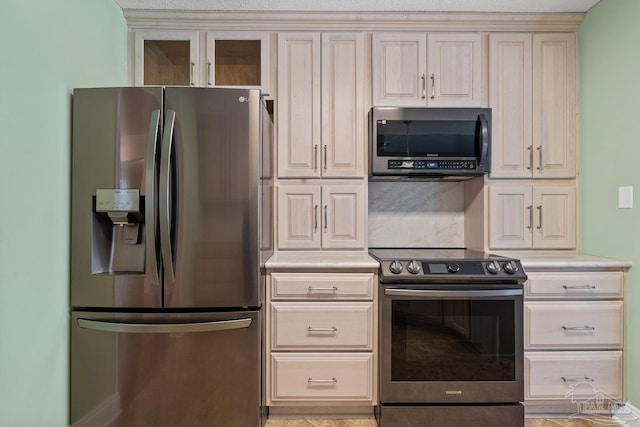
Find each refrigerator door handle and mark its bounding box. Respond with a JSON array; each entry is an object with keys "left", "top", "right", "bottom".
[
  {"left": 159, "top": 109, "right": 176, "bottom": 286},
  {"left": 77, "top": 317, "right": 252, "bottom": 334},
  {"left": 145, "top": 109, "right": 161, "bottom": 287}
]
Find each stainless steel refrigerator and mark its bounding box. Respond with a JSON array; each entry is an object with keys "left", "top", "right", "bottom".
[{"left": 70, "top": 87, "right": 273, "bottom": 427}]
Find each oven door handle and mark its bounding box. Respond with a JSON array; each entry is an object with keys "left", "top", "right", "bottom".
[{"left": 384, "top": 288, "right": 523, "bottom": 298}]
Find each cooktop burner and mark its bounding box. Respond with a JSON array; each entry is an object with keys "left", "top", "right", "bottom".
[{"left": 369, "top": 247, "right": 527, "bottom": 284}]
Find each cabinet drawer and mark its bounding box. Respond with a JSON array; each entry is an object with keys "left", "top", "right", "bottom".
[
  {"left": 526, "top": 272, "right": 624, "bottom": 299},
  {"left": 525, "top": 351, "right": 622, "bottom": 400},
  {"left": 271, "top": 273, "right": 374, "bottom": 300},
  {"left": 525, "top": 301, "right": 623, "bottom": 349},
  {"left": 270, "top": 302, "right": 373, "bottom": 350},
  {"left": 270, "top": 353, "right": 374, "bottom": 402}
]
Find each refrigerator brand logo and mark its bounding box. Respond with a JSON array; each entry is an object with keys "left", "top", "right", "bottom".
[
  {"left": 445, "top": 390, "right": 463, "bottom": 395},
  {"left": 238, "top": 96, "right": 249, "bottom": 103}
]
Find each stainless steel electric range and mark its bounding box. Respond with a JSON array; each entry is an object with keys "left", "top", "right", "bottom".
[{"left": 369, "top": 248, "right": 527, "bottom": 427}]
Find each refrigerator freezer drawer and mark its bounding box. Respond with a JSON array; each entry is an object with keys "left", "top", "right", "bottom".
[{"left": 70, "top": 310, "right": 262, "bottom": 427}]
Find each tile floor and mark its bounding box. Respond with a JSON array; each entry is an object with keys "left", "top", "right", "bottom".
[{"left": 264, "top": 417, "right": 618, "bottom": 427}]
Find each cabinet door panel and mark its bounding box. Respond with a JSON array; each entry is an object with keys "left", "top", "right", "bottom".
[
  {"left": 277, "top": 33, "right": 321, "bottom": 177},
  {"left": 277, "top": 185, "right": 321, "bottom": 249},
  {"left": 321, "top": 33, "right": 365, "bottom": 177},
  {"left": 427, "top": 33, "right": 482, "bottom": 107},
  {"left": 489, "top": 34, "right": 533, "bottom": 178},
  {"left": 533, "top": 186, "right": 576, "bottom": 249},
  {"left": 489, "top": 186, "right": 533, "bottom": 249},
  {"left": 205, "top": 31, "right": 271, "bottom": 95},
  {"left": 322, "top": 184, "right": 365, "bottom": 249},
  {"left": 372, "top": 33, "right": 426, "bottom": 106},
  {"left": 133, "top": 31, "right": 199, "bottom": 86},
  {"left": 533, "top": 34, "right": 576, "bottom": 178}
]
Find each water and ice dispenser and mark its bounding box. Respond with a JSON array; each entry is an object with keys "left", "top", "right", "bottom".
[{"left": 92, "top": 189, "right": 145, "bottom": 274}]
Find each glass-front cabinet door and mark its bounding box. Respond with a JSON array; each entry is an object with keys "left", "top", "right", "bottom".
[
  {"left": 133, "top": 31, "right": 200, "bottom": 86},
  {"left": 205, "top": 32, "right": 271, "bottom": 95}
]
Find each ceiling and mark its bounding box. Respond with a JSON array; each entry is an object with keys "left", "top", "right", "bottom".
[{"left": 114, "top": 0, "right": 601, "bottom": 13}]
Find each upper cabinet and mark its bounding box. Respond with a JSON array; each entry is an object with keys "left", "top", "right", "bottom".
[
  {"left": 205, "top": 32, "right": 272, "bottom": 95},
  {"left": 132, "top": 30, "right": 272, "bottom": 94},
  {"left": 277, "top": 32, "right": 365, "bottom": 178},
  {"left": 489, "top": 33, "right": 576, "bottom": 179},
  {"left": 372, "top": 32, "right": 482, "bottom": 107},
  {"left": 133, "top": 31, "right": 200, "bottom": 86}
]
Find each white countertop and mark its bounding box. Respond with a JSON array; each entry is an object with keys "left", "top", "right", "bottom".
[
  {"left": 266, "top": 251, "right": 380, "bottom": 269},
  {"left": 496, "top": 251, "right": 632, "bottom": 269},
  {"left": 266, "top": 250, "right": 631, "bottom": 270}
]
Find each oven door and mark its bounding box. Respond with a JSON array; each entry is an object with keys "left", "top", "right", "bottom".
[{"left": 380, "top": 287, "right": 523, "bottom": 404}]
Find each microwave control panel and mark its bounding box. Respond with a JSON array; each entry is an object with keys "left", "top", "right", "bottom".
[{"left": 388, "top": 159, "right": 477, "bottom": 170}]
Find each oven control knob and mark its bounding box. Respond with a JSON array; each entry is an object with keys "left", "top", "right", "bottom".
[
  {"left": 389, "top": 260, "right": 403, "bottom": 274},
  {"left": 447, "top": 263, "right": 460, "bottom": 273},
  {"left": 503, "top": 261, "right": 519, "bottom": 274},
  {"left": 486, "top": 260, "right": 501, "bottom": 274},
  {"left": 407, "top": 260, "right": 421, "bottom": 274}
]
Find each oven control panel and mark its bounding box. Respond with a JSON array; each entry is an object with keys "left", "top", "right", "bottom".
[{"left": 379, "top": 259, "right": 526, "bottom": 283}]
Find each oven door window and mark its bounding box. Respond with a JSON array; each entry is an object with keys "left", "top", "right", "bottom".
[{"left": 391, "top": 299, "right": 516, "bottom": 381}]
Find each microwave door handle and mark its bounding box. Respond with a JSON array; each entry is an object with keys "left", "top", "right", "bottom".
[
  {"left": 478, "top": 113, "right": 490, "bottom": 171},
  {"left": 159, "top": 109, "right": 176, "bottom": 286},
  {"left": 145, "top": 109, "right": 161, "bottom": 287}
]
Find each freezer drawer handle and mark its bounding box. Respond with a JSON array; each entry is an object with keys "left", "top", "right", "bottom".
[{"left": 77, "top": 318, "right": 252, "bottom": 334}]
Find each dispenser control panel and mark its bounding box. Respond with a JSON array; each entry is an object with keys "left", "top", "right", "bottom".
[{"left": 96, "top": 189, "right": 140, "bottom": 212}]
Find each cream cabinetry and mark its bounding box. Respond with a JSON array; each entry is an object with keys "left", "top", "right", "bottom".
[
  {"left": 277, "top": 181, "right": 366, "bottom": 250},
  {"left": 489, "top": 184, "right": 576, "bottom": 249},
  {"left": 489, "top": 33, "right": 576, "bottom": 179},
  {"left": 133, "top": 30, "right": 200, "bottom": 86},
  {"left": 372, "top": 33, "right": 482, "bottom": 107},
  {"left": 265, "top": 263, "right": 378, "bottom": 407},
  {"left": 132, "top": 30, "right": 272, "bottom": 92},
  {"left": 204, "top": 31, "right": 272, "bottom": 94},
  {"left": 521, "top": 263, "right": 628, "bottom": 411},
  {"left": 277, "top": 32, "right": 365, "bottom": 178}
]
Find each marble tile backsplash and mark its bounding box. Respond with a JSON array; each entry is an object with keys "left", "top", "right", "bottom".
[{"left": 368, "top": 181, "right": 465, "bottom": 248}]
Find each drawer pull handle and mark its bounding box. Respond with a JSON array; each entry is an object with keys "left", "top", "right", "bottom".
[
  {"left": 562, "top": 376, "right": 595, "bottom": 383},
  {"left": 308, "top": 286, "right": 338, "bottom": 292},
  {"left": 308, "top": 377, "right": 337, "bottom": 384},
  {"left": 562, "top": 284, "right": 596, "bottom": 290},
  {"left": 307, "top": 326, "right": 337, "bottom": 332},
  {"left": 562, "top": 326, "right": 595, "bottom": 331}
]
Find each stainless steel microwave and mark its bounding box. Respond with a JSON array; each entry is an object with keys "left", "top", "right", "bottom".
[{"left": 370, "top": 107, "right": 491, "bottom": 180}]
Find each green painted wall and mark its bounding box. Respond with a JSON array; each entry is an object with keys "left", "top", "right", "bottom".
[
  {"left": 580, "top": 0, "right": 640, "bottom": 408},
  {"left": 0, "top": 1, "right": 127, "bottom": 425}
]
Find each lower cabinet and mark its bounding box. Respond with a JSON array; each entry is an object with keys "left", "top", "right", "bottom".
[
  {"left": 265, "top": 268, "right": 377, "bottom": 408},
  {"left": 523, "top": 267, "right": 627, "bottom": 413}
]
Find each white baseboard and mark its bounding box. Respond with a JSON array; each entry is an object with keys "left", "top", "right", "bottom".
[{"left": 612, "top": 402, "right": 640, "bottom": 426}]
